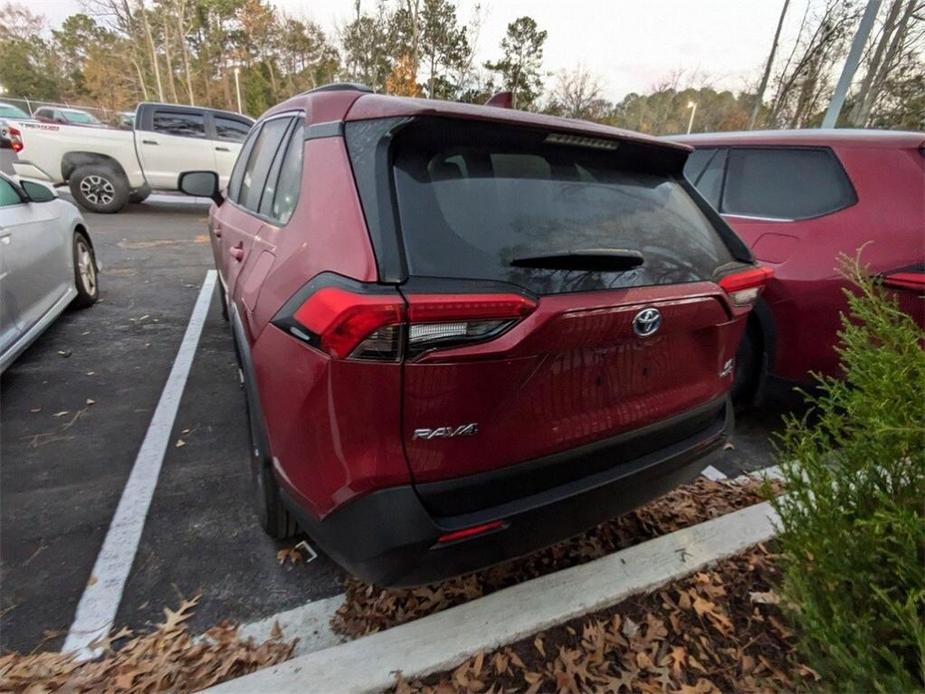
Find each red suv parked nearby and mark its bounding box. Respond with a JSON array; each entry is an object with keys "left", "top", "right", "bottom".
[
  {"left": 674, "top": 129, "right": 925, "bottom": 401},
  {"left": 180, "top": 83, "right": 769, "bottom": 586}
]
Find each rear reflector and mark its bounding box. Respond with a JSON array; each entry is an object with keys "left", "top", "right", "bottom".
[
  {"left": 277, "top": 281, "right": 538, "bottom": 361},
  {"left": 884, "top": 271, "right": 925, "bottom": 292},
  {"left": 437, "top": 520, "right": 506, "bottom": 544},
  {"left": 718, "top": 266, "right": 773, "bottom": 306}
]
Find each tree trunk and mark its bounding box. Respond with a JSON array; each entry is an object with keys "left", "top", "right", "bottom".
[
  {"left": 141, "top": 3, "right": 165, "bottom": 102},
  {"left": 749, "top": 0, "right": 790, "bottom": 128},
  {"left": 176, "top": 0, "right": 196, "bottom": 105},
  {"left": 849, "top": 0, "right": 902, "bottom": 125},
  {"left": 163, "top": 19, "right": 180, "bottom": 103},
  {"left": 132, "top": 57, "right": 149, "bottom": 100},
  {"left": 856, "top": 0, "right": 915, "bottom": 124}
]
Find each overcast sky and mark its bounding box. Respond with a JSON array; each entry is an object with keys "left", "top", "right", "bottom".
[{"left": 29, "top": 0, "right": 809, "bottom": 102}]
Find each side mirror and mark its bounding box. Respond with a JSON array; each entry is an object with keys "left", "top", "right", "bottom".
[
  {"left": 178, "top": 171, "right": 223, "bottom": 205},
  {"left": 21, "top": 180, "right": 58, "bottom": 202}
]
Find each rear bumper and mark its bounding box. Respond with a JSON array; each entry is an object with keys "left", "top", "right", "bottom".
[{"left": 283, "top": 396, "right": 733, "bottom": 587}]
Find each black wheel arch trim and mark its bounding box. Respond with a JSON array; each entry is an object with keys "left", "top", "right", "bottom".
[
  {"left": 229, "top": 302, "right": 272, "bottom": 465},
  {"left": 748, "top": 295, "right": 777, "bottom": 399}
]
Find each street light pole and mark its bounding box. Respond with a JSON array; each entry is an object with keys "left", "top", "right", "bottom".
[
  {"left": 233, "top": 67, "right": 243, "bottom": 114},
  {"left": 686, "top": 101, "right": 698, "bottom": 134},
  {"left": 822, "top": 0, "right": 883, "bottom": 128}
]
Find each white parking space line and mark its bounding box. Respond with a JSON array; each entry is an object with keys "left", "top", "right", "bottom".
[
  {"left": 701, "top": 465, "right": 727, "bottom": 481},
  {"left": 62, "top": 270, "right": 217, "bottom": 660}
]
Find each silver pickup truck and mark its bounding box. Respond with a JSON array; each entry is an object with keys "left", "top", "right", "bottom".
[{"left": 13, "top": 102, "right": 253, "bottom": 213}]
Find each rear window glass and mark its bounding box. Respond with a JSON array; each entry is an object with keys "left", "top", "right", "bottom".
[
  {"left": 392, "top": 121, "right": 734, "bottom": 294},
  {"left": 722, "top": 147, "right": 855, "bottom": 219}
]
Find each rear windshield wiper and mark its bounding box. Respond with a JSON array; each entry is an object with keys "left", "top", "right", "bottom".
[{"left": 510, "top": 249, "right": 644, "bottom": 272}]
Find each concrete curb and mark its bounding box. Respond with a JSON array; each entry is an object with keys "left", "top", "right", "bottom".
[{"left": 207, "top": 500, "right": 780, "bottom": 694}]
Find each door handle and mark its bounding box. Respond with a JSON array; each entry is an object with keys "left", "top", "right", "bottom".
[
  {"left": 142, "top": 139, "right": 158, "bottom": 145},
  {"left": 0, "top": 232, "right": 11, "bottom": 245},
  {"left": 213, "top": 222, "right": 222, "bottom": 238},
  {"left": 229, "top": 243, "right": 245, "bottom": 262},
  {"left": 215, "top": 146, "right": 231, "bottom": 152}
]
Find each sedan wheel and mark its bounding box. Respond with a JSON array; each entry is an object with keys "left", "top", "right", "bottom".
[
  {"left": 76, "top": 237, "right": 97, "bottom": 296},
  {"left": 72, "top": 231, "right": 99, "bottom": 308}
]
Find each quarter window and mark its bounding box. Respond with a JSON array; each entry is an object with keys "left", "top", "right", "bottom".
[
  {"left": 152, "top": 110, "right": 206, "bottom": 138},
  {"left": 215, "top": 116, "right": 251, "bottom": 143},
  {"left": 722, "top": 147, "right": 855, "bottom": 220}
]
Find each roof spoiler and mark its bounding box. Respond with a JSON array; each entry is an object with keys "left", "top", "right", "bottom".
[{"left": 484, "top": 91, "right": 513, "bottom": 109}]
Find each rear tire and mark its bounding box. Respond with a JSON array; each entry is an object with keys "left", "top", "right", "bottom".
[
  {"left": 69, "top": 164, "right": 129, "bottom": 214},
  {"left": 71, "top": 231, "right": 99, "bottom": 309},
  {"left": 243, "top": 361, "right": 297, "bottom": 539},
  {"left": 731, "top": 322, "right": 761, "bottom": 406}
]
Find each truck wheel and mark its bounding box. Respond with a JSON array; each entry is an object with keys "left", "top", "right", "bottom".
[
  {"left": 72, "top": 231, "right": 99, "bottom": 308},
  {"left": 69, "top": 165, "right": 129, "bottom": 214}
]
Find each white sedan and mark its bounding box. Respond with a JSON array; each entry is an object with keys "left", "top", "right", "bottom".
[{"left": 0, "top": 173, "right": 98, "bottom": 372}]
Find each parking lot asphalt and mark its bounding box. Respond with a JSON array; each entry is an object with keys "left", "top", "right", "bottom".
[{"left": 0, "top": 194, "right": 787, "bottom": 655}]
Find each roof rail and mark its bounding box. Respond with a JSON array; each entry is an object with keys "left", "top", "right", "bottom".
[
  {"left": 484, "top": 91, "right": 513, "bottom": 109},
  {"left": 303, "top": 82, "right": 374, "bottom": 95}
]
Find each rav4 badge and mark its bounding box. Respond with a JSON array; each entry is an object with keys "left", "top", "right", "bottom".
[{"left": 412, "top": 423, "right": 479, "bottom": 440}]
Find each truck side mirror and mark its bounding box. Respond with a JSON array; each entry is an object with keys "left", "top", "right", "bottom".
[{"left": 178, "top": 171, "right": 223, "bottom": 206}]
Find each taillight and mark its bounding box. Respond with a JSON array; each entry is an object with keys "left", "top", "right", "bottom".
[
  {"left": 718, "top": 265, "right": 773, "bottom": 306},
  {"left": 8, "top": 126, "right": 22, "bottom": 153},
  {"left": 274, "top": 280, "right": 538, "bottom": 361},
  {"left": 883, "top": 271, "right": 925, "bottom": 292}
]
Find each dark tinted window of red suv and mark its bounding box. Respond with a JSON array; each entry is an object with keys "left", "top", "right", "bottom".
[
  {"left": 391, "top": 120, "right": 735, "bottom": 294},
  {"left": 722, "top": 147, "right": 855, "bottom": 220}
]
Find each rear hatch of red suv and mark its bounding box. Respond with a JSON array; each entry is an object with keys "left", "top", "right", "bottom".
[{"left": 345, "top": 115, "right": 760, "bottom": 516}]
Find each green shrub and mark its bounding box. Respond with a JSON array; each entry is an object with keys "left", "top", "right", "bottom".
[{"left": 771, "top": 257, "right": 925, "bottom": 692}]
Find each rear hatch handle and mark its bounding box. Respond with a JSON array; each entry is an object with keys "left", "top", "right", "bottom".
[{"left": 510, "top": 248, "right": 644, "bottom": 272}]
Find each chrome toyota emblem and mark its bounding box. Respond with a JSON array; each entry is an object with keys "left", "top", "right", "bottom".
[{"left": 633, "top": 308, "right": 661, "bottom": 337}]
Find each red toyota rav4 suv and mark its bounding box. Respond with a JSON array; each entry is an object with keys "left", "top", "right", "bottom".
[
  {"left": 180, "top": 83, "right": 769, "bottom": 586},
  {"left": 674, "top": 129, "right": 925, "bottom": 401}
]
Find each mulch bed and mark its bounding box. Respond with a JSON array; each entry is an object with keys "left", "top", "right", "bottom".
[
  {"left": 0, "top": 597, "right": 295, "bottom": 693},
  {"left": 394, "top": 544, "right": 818, "bottom": 693},
  {"left": 333, "top": 475, "right": 780, "bottom": 639}
]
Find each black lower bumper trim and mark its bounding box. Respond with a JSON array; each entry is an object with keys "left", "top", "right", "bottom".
[{"left": 282, "top": 397, "right": 733, "bottom": 587}]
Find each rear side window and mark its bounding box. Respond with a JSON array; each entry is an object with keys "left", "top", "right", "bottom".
[
  {"left": 239, "top": 117, "right": 290, "bottom": 212},
  {"left": 153, "top": 110, "right": 205, "bottom": 138},
  {"left": 266, "top": 123, "right": 303, "bottom": 224},
  {"left": 392, "top": 120, "right": 734, "bottom": 294},
  {"left": 723, "top": 148, "right": 855, "bottom": 220},
  {"left": 215, "top": 116, "right": 251, "bottom": 142}
]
